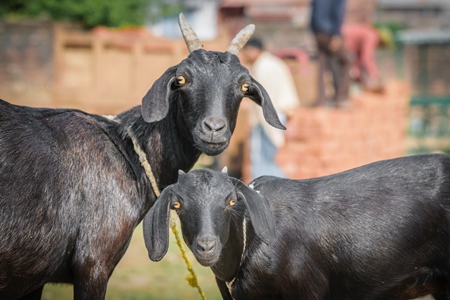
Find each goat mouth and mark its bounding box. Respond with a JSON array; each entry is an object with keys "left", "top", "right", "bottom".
[
  {"left": 197, "top": 139, "right": 229, "bottom": 155},
  {"left": 194, "top": 253, "right": 220, "bottom": 267},
  {"left": 201, "top": 140, "right": 228, "bottom": 148}
]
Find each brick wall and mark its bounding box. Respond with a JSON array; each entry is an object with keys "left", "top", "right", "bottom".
[
  {"left": 275, "top": 81, "right": 409, "bottom": 180},
  {"left": 0, "top": 21, "right": 231, "bottom": 114},
  {"left": 0, "top": 21, "right": 54, "bottom": 107}
]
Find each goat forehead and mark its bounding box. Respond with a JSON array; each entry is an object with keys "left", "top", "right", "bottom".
[
  {"left": 177, "top": 171, "right": 234, "bottom": 202},
  {"left": 182, "top": 51, "right": 246, "bottom": 76}
]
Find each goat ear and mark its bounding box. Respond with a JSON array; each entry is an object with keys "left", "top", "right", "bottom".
[
  {"left": 143, "top": 188, "right": 173, "bottom": 261},
  {"left": 246, "top": 76, "right": 286, "bottom": 130},
  {"left": 141, "top": 66, "right": 177, "bottom": 123},
  {"left": 229, "top": 178, "right": 276, "bottom": 244}
]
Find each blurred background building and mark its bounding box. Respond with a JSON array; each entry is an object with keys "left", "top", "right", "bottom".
[{"left": 149, "top": 0, "right": 220, "bottom": 39}]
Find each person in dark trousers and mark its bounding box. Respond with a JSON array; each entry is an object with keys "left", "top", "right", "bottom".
[{"left": 310, "top": 0, "right": 350, "bottom": 108}]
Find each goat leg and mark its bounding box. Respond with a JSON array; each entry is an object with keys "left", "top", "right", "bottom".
[
  {"left": 17, "top": 286, "right": 44, "bottom": 300},
  {"left": 73, "top": 267, "right": 109, "bottom": 300},
  {"left": 434, "top": 290, "right": 450, "bottom": 300}
]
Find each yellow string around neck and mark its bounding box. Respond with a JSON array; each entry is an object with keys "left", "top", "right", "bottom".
[{"left": 170, "top": 214, "right": 207, "bottom": 300}]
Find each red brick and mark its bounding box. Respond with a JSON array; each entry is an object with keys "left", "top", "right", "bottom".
[{"left": 276, "top": 81, "right": 410, "bottom": 179}]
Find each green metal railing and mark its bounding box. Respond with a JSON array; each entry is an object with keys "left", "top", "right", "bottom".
[
  {"left": 396, "top": 29, "right": 450, "bottom": 154},
  {"left": 409, "top": 95, "right": 450, "bottom": 137},
  {"left": 408, "top": 95, "right": 450, "bottom": 154}
]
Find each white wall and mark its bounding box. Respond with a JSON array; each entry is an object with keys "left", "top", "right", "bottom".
[{"left": 149, "top": 0, "right": 219, "bottom": 40}]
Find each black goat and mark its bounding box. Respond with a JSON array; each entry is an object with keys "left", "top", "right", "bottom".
[
  {"left": 0, "top": 13, "right": 284, "bottom": 300},
  {"left": 145, "top": 154, "right": 450, "bottom": 300}
]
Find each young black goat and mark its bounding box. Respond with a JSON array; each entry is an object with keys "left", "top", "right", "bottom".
[
  {"left": 146, "top": 154, "right": 450, "bottom": 300},
  {"left": 0, "top": 14, "right": 284, "bottom": 300}
]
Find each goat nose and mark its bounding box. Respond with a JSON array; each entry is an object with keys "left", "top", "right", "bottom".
[
  {"left": 197, "top": 237, "right": 217, "bottom": 253},
  {"left": 203, "top": 117, "right": 226, "bottom": 133}
]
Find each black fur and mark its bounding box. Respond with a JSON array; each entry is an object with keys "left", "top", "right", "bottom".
[
  {"left": 0, "top": 47, "right": 283, "bottom": 299},
  {"left": 146, "top": 154, "right": 450, "bottom": 300}
]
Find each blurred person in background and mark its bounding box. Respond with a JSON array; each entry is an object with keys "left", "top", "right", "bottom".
[
  {"left": 343, "top": 23, "right": 383, "bottom": 93},
  {"left": 342, "top": 1, "right": 386, "bottom": 94},
  {"left": 310, "top": 0, "right": 350, "bottom": 108},
  {"left": 240, "top": 37, "right": 300, "bottom": 180}
]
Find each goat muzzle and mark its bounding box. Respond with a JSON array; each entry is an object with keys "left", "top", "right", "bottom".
[
  {"left": 202, "top": 116, "right": 227, "bottom": 134},
  {"left": 197, "top": 236, "right": 217, "bottom": 253},
  {"left": 194, "top": 236, "right": 220, "bottom": 266}
]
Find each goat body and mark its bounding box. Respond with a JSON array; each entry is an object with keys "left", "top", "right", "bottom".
[
  {"left": 146, "top": 154, "right": 450, "bottom": 300},
  {"left": 0, "top": 14, "right": 284, "bottom": 300},
  {"left": 0, "top": 103, "right": 152, "bottom": 299}
]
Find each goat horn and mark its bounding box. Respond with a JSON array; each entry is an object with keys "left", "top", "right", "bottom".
[
  {"left": 227, "top": 24, "right": 255, "bottom": 56},
  {"left": 178, "top": 13, "right": 203, "bottom": 53}
]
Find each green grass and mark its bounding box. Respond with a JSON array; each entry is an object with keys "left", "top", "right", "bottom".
[{"left": 42, "top": 222, "right": 222, "bottom": 300}]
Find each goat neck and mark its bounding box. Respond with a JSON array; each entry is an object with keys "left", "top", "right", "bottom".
[
  {"left": 211, "top": 212, "right": 250, "bottom": 283},
  {"left": 116, "top": 106, "right": 200, "bottom": 204}
]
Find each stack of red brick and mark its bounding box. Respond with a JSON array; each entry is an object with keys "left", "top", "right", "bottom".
[{"left": 276, "top": 81, "right": 410, "bottom": 179}]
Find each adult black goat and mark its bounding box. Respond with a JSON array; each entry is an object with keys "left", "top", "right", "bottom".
[
  {"left": 145, "top": 154, "right": 450, "bottom": 300},
  {"left": 0, "top": 13, "right": 284, "bottom": 300}
]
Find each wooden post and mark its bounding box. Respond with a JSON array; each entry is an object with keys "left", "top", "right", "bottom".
[
  {"left": 92, "top": 38, "right": 103, "bottom": 92},
  {"left": 52, "top": 23, "right": 65, "bottom": 107}
]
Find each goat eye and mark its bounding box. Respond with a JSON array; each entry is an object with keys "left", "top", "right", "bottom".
[
  {"left": 172, "top": 201, "right": 181, "bottom": 209},
  {"left": 229, "top": 199, "right": 236, "bottom": 207},
  {"left": 241, "top": 83, "right": 249, "bottom": 92},
  {"left": 177, "top": 76, "right": 186, "bottom": 85}
]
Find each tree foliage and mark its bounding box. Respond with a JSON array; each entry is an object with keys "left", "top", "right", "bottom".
[{"left": 0, "top": 0, "right": 182, "bottom": 28}]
